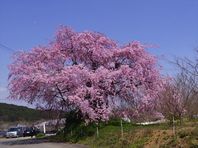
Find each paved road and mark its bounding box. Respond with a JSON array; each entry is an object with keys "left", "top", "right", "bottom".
[{"left": 0, "top": 137, "right": 88, "bottom": 148}]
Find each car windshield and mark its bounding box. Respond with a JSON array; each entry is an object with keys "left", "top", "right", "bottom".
[
  {"left": 25, "top": 128, "right": 31, "bottom": 131},
  {"left": 8, "top": 128, "right": 18, "bottom": 132}
]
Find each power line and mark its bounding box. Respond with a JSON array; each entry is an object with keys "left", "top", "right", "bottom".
[{"left": 0, "top": 43, "right": 16, "bottom": 52}]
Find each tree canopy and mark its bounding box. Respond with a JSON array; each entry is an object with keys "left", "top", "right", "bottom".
[{"left": 9, "top": 26, "right": 164, "bottom": 123}]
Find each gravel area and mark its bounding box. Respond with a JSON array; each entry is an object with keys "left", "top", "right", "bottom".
[{"left": 0, "top": 137, "right": 88, "bottom": 148}]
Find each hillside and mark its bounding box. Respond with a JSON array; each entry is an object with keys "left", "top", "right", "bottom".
[
  {"left": 0, "top": 103, "right": 49, "bottom": 122},
  {"left": 51, "top": 119, "right": 198, "bottom": 148}
]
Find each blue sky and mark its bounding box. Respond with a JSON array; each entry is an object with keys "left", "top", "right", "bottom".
[{"left": 0, "top": 0, "right": 198, "bottom": 106}]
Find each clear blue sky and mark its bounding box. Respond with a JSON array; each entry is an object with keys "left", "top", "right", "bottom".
[{"left": 0, "top": 0, "right": 198, "bottom": 106}]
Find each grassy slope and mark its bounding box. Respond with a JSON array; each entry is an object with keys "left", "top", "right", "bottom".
[
  {"left": 78, "top": 122, "right": 170, "bottom": 148},
  {"left": 53, "top": 119, "right": 198, "bottom": 148}
]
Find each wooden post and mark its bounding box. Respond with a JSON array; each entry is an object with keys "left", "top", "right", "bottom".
[
  {"left": 43, "top": 122, "right": 46, "bottom": 134},
  {"left": 96, "top": 124, "right": 99, "bottom": 138},
  {"left": 121, "top": 119, "right": 123, "bottom": 138},
  {"left": 172, "top": 116, "right": 175, "bottom": 136}
]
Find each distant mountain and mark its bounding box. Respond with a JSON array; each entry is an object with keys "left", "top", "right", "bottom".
[{"left": 0, "top": 103, "right": 50, "bottom": 122}]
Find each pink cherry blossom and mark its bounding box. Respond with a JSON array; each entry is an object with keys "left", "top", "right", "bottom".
[{"left": 8, "top": 26, "right": 164, "bottom": 123}]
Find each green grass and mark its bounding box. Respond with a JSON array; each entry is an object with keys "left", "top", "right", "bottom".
[
  {"left": 50, "top": 119, "right": 198, "bottom": 148},
  {"left": 35, "top": 133, "right": 46, "bottom": 138},
  {"left": 53, "top": 120, "right": 169, "bottom": 148}
]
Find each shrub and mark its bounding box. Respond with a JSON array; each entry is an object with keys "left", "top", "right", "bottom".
[{"left": 35, "top": 133, "right": 45, "bottom": 138}]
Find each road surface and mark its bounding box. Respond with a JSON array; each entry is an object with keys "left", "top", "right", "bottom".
[{"left": 0, "top": 137, "right": 88, "bottom": 148}]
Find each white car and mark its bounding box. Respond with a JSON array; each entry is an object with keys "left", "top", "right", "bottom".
[{"left": 6, "top": 128, "right": 19, "bottom": 138}]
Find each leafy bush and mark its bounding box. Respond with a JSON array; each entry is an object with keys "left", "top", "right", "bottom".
[
  {"left": 35, "top": 133, "right": 45, "bottom": 138},
  {"left": 63, "top": 111, "right": 97, "bottom": 142}
]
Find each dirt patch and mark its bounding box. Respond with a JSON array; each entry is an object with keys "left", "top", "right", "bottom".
[
  {"left": 144, "top": 129, "right": 173, "bottom": 148},
  {"left": 144, "top": 126, "right": 198, "bottom": 148}
]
